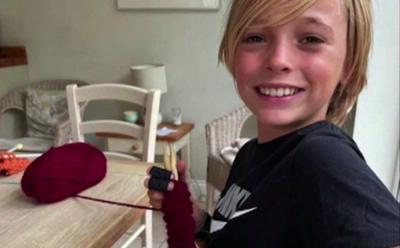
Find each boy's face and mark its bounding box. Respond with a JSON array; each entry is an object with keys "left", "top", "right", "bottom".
[{"left": 234, "top": 0, "right": 348, "bottom": 141}]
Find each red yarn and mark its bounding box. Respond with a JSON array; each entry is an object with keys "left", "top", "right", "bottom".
[
  {"left": 20, "top": 143, "right": 196, "bottom": 247},
  {"left": 76, "top": 181, "right": 196, "bottom": 248},
  {"left": 77, "top": 179, "right": 197, "bottom": 248},
  {"left": 21, "top": 143, "right": 106, "bottom": 203},
  {"left": 76, "top": 179, "right": 196, "bottom": 248},
  {"left": 162, "top": 179, "right": 196, "bottom": 248}
]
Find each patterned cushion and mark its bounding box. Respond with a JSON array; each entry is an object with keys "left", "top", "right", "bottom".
[{"left": 25, "top": 89, "right": 68, "bottom": 139}]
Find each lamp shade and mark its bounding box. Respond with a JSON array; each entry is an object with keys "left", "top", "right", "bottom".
[{"left": 130, "top": 64, "right": 167, "bottom": 94}]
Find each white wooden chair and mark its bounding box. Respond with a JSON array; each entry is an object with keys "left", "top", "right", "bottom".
[{"left": 66, "top": 83, "right": 161, "bottom": 248}]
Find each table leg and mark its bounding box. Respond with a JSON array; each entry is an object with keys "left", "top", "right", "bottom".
[
  {"left": 180, "top": 134, "right": 191, "bottom": 168},
  {"left": 104, "top": 138, "right": 110, "bottom": 150}
]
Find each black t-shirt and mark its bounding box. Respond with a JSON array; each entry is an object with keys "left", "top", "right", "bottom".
[{"left": 209, "top": 121, "right": 400, "bottom": 247}]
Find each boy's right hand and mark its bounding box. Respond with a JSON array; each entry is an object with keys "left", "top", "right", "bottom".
[{"left": 144, "top": 160, "right": 187, "bottom": 209}]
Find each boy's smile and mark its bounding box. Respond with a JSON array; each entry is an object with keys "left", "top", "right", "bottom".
[
  {"left": 234, "top": 0, "right": 348, "bottom": 142},
  {"left": 256, "top": 84, "right": 303, "bottom": 97}
]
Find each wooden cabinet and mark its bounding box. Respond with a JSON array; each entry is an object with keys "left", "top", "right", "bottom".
[{"left": 0, "top": 47, "right": 27, "bottom": 68}]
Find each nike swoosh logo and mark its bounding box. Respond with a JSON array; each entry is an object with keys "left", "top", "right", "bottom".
[
  {"left": 230, "top": 207, "right": 257, "bottom": 220},
  {"left": 210, "top": 207, "right": 258, "bottom": 233}
]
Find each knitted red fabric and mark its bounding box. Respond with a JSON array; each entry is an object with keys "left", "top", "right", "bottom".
[
  {"left": 162, "top": 178, "right": 196, "bottom": 248},
  {"left": 21, "top": 142, "right": 107, "bottom": 203}
]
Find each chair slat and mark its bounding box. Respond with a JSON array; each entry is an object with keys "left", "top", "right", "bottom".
[
  {"left": 80, "top": 120, "right": 143, "bottom": 139},
  {"left": 75, "top": 84, "right": 147, "bottom": 105}
]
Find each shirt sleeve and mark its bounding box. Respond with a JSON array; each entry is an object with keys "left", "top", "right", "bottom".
[{"left": 291, "top": 135, "right": 400, "bottom": 247}]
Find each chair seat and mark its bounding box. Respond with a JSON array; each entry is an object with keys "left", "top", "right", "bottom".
[{"left": 0, "top": 137, "right": 53, "bottom": 152}]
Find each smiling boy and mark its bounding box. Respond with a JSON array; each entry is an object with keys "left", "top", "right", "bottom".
[{"left": 147, "top": 0, "right": 400, "bottom": 247}]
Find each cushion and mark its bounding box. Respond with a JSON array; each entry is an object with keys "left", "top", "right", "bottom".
[
  {"left": 25, "top": 89, "right": 68, "bottom": 139},
  {"left": 220, "top": 146, "right": 239, "bottom": 165},
  {"left": 219, "top": 138, "right": 250, "bottom": 165},
  {"left": 21, "top": 142, "right": 107, "bottom": 203}
]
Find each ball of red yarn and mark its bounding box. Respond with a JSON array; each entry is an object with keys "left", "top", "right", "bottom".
[
  {"left": 162, "top": 178, "right": 196, "bottom": 248},
  {"left": 21, "top": 142, "right": 107, "bottom": 203}
]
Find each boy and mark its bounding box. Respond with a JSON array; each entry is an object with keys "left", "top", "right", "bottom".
[{"left": 147, "top": 0, "right": 400, "bottom": 247}]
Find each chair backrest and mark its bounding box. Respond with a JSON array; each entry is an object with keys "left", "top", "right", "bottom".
[
  {"left": 205, "top": 105, "right": 252, "bottom": 156},
  {"left": 66, "top": 83, "right": 161, "bottom": 163}
]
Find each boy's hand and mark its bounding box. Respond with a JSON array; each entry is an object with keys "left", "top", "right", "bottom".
[{"left": 144, "top": 160, "right": 187, "bottom": 209}]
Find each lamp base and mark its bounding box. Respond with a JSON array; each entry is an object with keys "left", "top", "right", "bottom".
[
  {"left": 138, "top": 112, "right": 163, "bottom": 125},
  {"left": 157, "top": 113, "right": 163, "bottom": 125}
]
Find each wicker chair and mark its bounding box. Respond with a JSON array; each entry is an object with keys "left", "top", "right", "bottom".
[
  {"left": 205, "top": 105, "right": 252, "bottom": 214},
  {"left": 0, "top": 79, "right": 89, "bottom": 151}
]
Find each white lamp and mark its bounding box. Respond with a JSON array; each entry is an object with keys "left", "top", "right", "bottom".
[
  {"left": 130, "top": 64, "right": 167, "bottom": 123},
  {"left": 130, "top": 64, "right": 167, "bottom": 94}
]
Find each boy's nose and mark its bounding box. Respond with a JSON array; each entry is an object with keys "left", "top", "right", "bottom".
[{"left": 264, "top": 41, "right": 292, "bottom": 73}]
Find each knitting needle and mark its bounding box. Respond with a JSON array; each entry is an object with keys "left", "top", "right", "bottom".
[
  {"left": 7, "top": 144, "right": 23, "bottom": 153},
  {"left": 163, "top": 145, "right": 178, "bottom": 180},
  {"left": 164, "top": 145, "right": 171, "bottom": 172},
  {"left": 5, "top": 144, "right": 41, "bottom": 159},
  {"left": 169, "top": 144, "right": 178, "bottom": 180},
  {"left": 1, "top": 144, "right": 23, "bottom": 160}
]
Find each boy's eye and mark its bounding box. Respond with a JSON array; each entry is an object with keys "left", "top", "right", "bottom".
[
  {"left": 299, "top": 36, "right": 324, "bottom": 44},
  {"left": 243, "top": 35, "right": 265, "bottom": 43}
]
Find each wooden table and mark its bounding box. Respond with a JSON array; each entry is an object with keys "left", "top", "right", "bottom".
[
  {"left": 97, "top": 122, "right": 194, "bottom": 166},
  {"left": 0, "top": 159, "right": 152, "bottom": 248}
]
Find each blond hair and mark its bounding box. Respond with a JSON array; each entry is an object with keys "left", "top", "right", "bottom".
[{"left": 219, "top": 0, "right": 373, "bottom": 126}]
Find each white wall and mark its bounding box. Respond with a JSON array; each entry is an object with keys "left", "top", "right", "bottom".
[
  {"left": 0, "top": 65, "right": 29, "bottom": 96},
  {"left": 0, "top": 0, "right": 242, "bottom": 179},
  {"left": 0, "top": 65, "right": 30, "bottom": 138},
  {"left": 353, "top": 0, "right": 400, "bottom": 189}
]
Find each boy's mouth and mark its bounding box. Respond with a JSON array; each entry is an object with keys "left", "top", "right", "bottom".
[{"left": 256, "top": 86, "right": 303, "bottom": 97}]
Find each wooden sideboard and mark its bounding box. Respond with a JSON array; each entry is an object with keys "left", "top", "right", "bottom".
[{"left": 0, "top": 46, "right": 27, "bottom": 68}]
